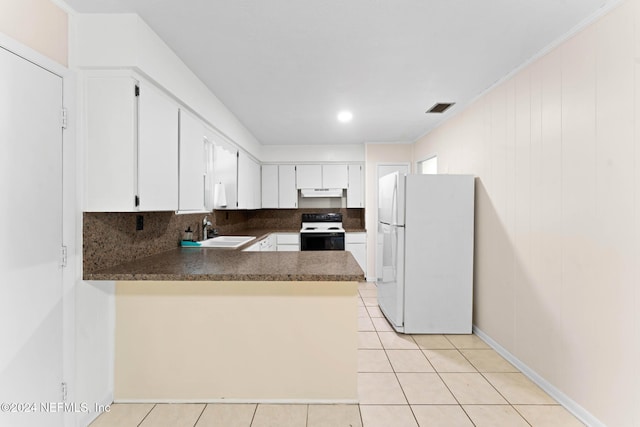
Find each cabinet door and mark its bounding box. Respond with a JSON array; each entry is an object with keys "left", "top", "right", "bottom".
[
  {"left": 138, "top": 81, "right": 179, "bottom": 211},
  {"left": 278, "top": 165, "right": 298, "bottom": 208},
  {"left": 85, "top": 76, "right": 137, "bottom": 211},
  {"left": 346, "top": 243, "right": 367, "bottom": 275},
  {"left": 347, "top": 164, "right": 364, "bottom": 208},
  {"left": 212, "top": 141, "right": 238, "bottom": 209},
  {"left": 261, "top": 164, "right": 279, "bottom": 208},
  {"left": 251, "top": 157, "right": 261, "bottom": 209},
  {"left": 238, "top": 152, "right": 260, "bottom": 209},
  {"left": 322, "top": 164, "right": 348, "bottom": 188},
  {"left": 296, "top": 164, "right": 322, "bottom": 189},
  {"left": 179, "top": 109, "right": 206, "bottom": 211}
]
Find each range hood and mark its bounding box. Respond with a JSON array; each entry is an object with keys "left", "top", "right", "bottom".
[{"left": 300, "top": 188, "right": 343, "bottom": 198}]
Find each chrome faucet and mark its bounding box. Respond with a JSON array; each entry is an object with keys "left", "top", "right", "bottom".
[{"left": 203, "top": 215, "right": 213, "bottom": 240}]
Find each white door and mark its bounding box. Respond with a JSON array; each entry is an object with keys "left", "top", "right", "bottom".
[{"left": 0, "top": 46, "right": 64, "bottom": 427}]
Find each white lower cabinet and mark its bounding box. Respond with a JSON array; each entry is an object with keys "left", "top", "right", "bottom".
[
  {"left": 260, "top": 234, "right": 276, "bottom": 251},
  {"left": 275, "top": 233, "right": 300, "bottom": 251},
  {"left": 346, "top": 232, "right": 367, "bottom": 277},
  {"left": 243, "top": 241, "right": 261, "bottom": 252},
  {"left": 243, "top": 234, "right": 276, "bottom": 252}
]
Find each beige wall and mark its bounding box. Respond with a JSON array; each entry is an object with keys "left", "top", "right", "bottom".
[
  {"left": 414, "top": 1, "right": 640, "bottom": 425},
  {"left": 364, "top": 143, "right": 413, "bottom": 279},
  {"left": 0, "top": 0, "right": 68, "bottom": 66},
  {"left": 115, "top": 281, "right": 358, "bottom": 402}
]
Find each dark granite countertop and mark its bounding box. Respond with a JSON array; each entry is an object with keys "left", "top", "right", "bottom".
[
  {"left": 85, "top": 249, "right": 364, "bottom": 281},
  {"left": 85, "top": 227, "right": 365, "bottom": 281}
]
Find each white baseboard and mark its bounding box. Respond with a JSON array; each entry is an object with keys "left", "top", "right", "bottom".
[{"left": 472, "top": 326, "right": 605, "bottom": 427}]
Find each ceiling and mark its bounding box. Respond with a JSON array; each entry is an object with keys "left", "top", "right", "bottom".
[{"left": 64, "top": 0, "right": 616, "bottom": 145}]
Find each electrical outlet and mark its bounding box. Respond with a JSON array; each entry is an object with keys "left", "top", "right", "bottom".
[{"left": 136, "top": 215, "right": 144, "bottom": 231}]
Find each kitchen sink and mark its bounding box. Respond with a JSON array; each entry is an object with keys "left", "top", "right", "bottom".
[{"left": 197, "top": 236, "right": 256, "bottom": 248}]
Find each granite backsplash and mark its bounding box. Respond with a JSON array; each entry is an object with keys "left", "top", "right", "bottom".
[{"left": 83, "top": 208, "right": 364, "bottom": 275}]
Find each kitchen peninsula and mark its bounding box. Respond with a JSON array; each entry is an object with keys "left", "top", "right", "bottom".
[{"left": 86, "top": 233, "right": 364, "bottom": 403}]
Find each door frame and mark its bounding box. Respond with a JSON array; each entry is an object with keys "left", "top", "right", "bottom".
[{"left": 0, "top": 31, "right": 77, "bottom": 427}]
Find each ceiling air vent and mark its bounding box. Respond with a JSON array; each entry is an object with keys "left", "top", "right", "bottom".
[{"left": 426, "top": 103, "right": 455, "bottom": 114}]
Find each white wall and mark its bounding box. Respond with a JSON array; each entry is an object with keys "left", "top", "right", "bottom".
[
  {"left": 261, "top": 144, "right": 365, "bottom": 163},
  {"left": 72, "top": 13, "right": 262, "bottom": 158},
  {"left": 414, "top": 0, "right": 640, "bottom": 424}
]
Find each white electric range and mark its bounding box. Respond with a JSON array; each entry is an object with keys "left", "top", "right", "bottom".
[{"left": 300, "top": 213, "right": 345, "bottom": 250}]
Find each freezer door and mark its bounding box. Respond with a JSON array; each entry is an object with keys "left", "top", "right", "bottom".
[
  {"left": 378, "top": 172, "right": 405, "bottom": 226},
  {"left": 376, "top": 222, "right": 405, "bottom": 328}
]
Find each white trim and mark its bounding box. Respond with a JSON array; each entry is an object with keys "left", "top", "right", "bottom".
[
  {"left": 0, "top": 31, "right": 68, "bottom": 77},
  {"left": 365, "top": 141, "right": 413, "bottom": 145},
  {"left": 174, "top": 210, "right": 212, "bottom": 215},
  {"left": 49, "top": 0, "right": 78, "bottom": 15},
  {"left": 473, "top": 326, "right": 606, "bottom": 427},
  {"left": 113, "top": 398, "right": 359, "bottom": 404}
]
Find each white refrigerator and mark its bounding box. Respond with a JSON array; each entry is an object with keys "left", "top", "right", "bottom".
[{"left": 377, "top": 172, "right": 475, "bottom": 334}]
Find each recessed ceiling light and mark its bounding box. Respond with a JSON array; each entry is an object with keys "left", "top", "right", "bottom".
[{"left": 337, "top": 110, "right": 353, "bottom": 123}]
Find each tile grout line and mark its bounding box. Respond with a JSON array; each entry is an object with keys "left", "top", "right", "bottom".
[
  {"left": 249, "top": 403, "right": 258, "bottom": 427},
  {"left": 371, "top": 303, "right": 422, "bottom": 426},
  {"left": 136, "top": 403, "right": 156, "bottom": 427},
  {"left": 192, "top": 403, "right": 207, "bottom": 427},
  {"left": 451, "top": 337, "right": 533, "bottom": 427},
  {"left": 441, "top": 334, "right": 497, "bottom": 427}
]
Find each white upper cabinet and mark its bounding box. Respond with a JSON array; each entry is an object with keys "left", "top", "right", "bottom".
[
  {"left": 347, "top": 164, "right": 364, "bottom": 208},
  {"left": 179, "top": 109, "right": 206, "bottom": 211},
  {"left": 278, "top": 165, "right": 298, "bottom": 208},
  {"left": 85, "top": 75, "right": 179, "bottom": 212},
  {"left": 212, "top": 139, "right": 238, "bottom": 209},
  {"left": 261, "top": 164, "right": 279, "bottom": 208},
  {"left": 262, "top": 164, "right": 297, "bottom": 209},
  {"left": 295, "top": 164, "right": 348, "bottom": 189},
  {"left": 322, "top": 164, "right": 349, "bottom": 188},
  {"left": 296, "top": 165, "right": 322, "bottom": 189},
  {"left": 237, "top": 151, "right": 261, "bottom": 210},
  {"left": 138, "top": 82, "right": 179, "bottom": 211}
]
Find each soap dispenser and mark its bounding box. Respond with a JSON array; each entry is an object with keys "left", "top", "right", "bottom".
[{"left": 183, "top": 226, "right": 194, "bottom": 242}]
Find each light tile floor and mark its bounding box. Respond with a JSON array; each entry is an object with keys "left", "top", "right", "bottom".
[{"left": 90, "top": 282, "right": 584, "bottom": 427}]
